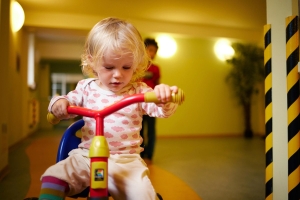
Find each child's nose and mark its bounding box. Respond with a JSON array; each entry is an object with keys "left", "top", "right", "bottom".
[{"left": 113, "top": 69, "right": 121, "bottom": 77}]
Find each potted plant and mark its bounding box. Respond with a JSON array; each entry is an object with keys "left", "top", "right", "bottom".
[{"left": 226, "top": 43, "right": 264, "bottom": 138}]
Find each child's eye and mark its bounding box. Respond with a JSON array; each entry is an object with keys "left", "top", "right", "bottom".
[
  {"left": 123, "top": 66, "right": 131, "bottom": 70},
  {"left": 104, "top": 66, "right": 114, "bottom": 70}
]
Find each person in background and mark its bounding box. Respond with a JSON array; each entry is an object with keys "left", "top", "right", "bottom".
[{"left": 140, "top": 38, "right": 161, "bottom": 165}]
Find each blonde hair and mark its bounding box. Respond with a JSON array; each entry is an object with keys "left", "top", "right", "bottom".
[{"left": 81, "top": 17, "right": 149, "bottom": 83}]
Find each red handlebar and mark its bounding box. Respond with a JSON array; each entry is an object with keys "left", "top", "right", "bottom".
[
  {"left": 47, "top": 89, "right": 185, "bottom": 126},
  {"left": 67, "top": 94, "right": 145, "bottom": 119}
]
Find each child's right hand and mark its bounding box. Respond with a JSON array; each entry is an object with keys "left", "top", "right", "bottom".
[
  {"left": 153, "top": 84, "right": 178, "bottom": 103},
  {"left": 51, "top": 99, "right": 71, "bottom": 120}
]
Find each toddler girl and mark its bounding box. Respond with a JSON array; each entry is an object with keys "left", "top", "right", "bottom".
[{"left": 39, "top": 17, "right": 179, "bottom": 200}]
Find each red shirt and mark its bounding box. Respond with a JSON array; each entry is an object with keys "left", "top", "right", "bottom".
[{"left": 142, "top": 64, "right": 160, "bottom": 89}]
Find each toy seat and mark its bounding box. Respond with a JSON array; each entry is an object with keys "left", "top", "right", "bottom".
[{"left": 56, "top": 119, "right": 89, "bottom": 198}]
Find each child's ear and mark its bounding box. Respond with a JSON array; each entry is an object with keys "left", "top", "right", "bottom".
[{"left": 93, "top": 70, "right": 98, "bottom": 77}]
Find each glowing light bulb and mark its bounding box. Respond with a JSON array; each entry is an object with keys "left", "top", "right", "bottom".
[
  {"left": 11, "top": 1, "right": 25, "bottom": 32},
  {"left": 214, "top": 39, "right": 235, "bottom": 61},
  {"left": 156, "top": 35, "right": 177, "bottom": 58}
]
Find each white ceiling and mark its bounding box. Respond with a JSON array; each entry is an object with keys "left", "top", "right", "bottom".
[{"left": 17, "top": 0, "right": 267, "bottom": 41}]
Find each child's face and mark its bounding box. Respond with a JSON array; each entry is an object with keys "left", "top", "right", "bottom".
[{"left": 95, "top": 49, "right": 134, "bottom": 92}]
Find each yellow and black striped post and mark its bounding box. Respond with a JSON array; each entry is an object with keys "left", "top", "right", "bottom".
[
  {"left": 286, "top": 15, "right": 300, "bottom": 200},
  {"left": 264, "top": 24, "right": 273, "bottom": 200}
]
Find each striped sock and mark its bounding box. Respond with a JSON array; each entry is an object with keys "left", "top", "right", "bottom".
[{"left": 39, "top": 176, "right": 69, "bottom": 200}]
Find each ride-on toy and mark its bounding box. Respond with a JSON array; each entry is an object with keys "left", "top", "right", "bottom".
[{"left": 47, "top": 89, "right": 185, "bottom": 200}]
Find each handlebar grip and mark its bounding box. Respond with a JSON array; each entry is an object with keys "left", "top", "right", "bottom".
[
  {"left": 144, "top": 88, "right": 185, "bottom": 105},
  {"left": 47, "top": 112, "right": 60, "bottom": 125}
]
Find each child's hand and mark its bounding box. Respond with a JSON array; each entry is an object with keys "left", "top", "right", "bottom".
[
  {"left": 51, "top": 99, "right": 71, "bottom": 120},
  {"left": 153, "top": 84, "right": 178, "bottom": 103}
]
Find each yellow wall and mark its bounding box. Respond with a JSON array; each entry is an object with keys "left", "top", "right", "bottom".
[
  {"left": 9, "top": 29, "right": 39, "bottom": 145},
  {"left": 0, "top": 0, "right": 10, "bottom": 175},
  {"left": 0, "top": 0, "right": 39, "bottom": 176},
  {"left": 143, "top": 35, "right": 265, "bottom": 136}
]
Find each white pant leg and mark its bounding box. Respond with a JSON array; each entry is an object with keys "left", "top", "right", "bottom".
[
  {"left": 41, "top": 149, "right": 90, "bottom": 196},
  {"left": 42, "top": 151, "right": 158, "bottom": 199},
  {"left": 108, "top": 154, "right": 158, "bottom": 200}
]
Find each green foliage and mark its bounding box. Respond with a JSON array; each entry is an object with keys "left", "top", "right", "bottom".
[{"left": 226, "top": 43, "right": 264, "bottom": 105}]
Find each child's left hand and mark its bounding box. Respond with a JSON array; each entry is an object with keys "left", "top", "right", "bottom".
[{"left": 153, "top": 84, "right": 178, "bottom": 103}]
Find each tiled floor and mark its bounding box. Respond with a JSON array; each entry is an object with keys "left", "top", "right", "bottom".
[
  {"left": 0, "top": 128, "right": 265, "bottom": 200},
  {"left": 154, "top": 136, "right": 265, "bottom": 200}
]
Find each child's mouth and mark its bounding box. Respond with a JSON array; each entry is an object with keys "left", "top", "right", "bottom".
[{"left": 111, "top": 82, "right": 121, "bottom": 86}]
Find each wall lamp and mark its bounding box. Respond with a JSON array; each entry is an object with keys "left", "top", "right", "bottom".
[
  {"left": 214, "top": 39, "right": 235, "bottom": 61},
  {"left": 11, "top": 1, "right": 25, "bottom": 32},
  {"left": 156, "top": 35, "right": 177, "bottom": 58}
]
